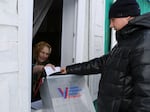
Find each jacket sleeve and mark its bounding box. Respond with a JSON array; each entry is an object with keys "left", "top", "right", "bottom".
[
  {"left": 66, "top": 54, "right": 109, "bottom": 75},
  {"left": 130, "top": 48, "right": 150, "bottom": 111}
]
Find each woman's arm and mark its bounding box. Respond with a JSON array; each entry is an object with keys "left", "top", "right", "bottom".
[{"left": 32, "top": 65, "right": 44, "bottom": 75}]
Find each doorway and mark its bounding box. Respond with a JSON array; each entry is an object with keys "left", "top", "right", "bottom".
[
  {"left": 31, "top": 0, "right": 63, "bottom": 104},
  {"left": 32, "top": 0, "right": 63, "bottom": 66},
  {"left": 31, "top": 0, "right": 78, "bottom": 108}
]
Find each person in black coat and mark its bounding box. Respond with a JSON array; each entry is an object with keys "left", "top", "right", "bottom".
[{"left": 61, "top": 0, "right": 150, "bottom": 112}]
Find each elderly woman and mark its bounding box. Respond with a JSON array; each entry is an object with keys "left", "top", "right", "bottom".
[{"left": 32, "top": 41, "right": 54, "bottom": 101}]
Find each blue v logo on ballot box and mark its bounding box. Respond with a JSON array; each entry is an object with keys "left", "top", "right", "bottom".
[{"left": 58, "top": 86, "right": 82, "bottom": 99}]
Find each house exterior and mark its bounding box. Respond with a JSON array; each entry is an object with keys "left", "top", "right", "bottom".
[{"left": 0, "top": 0, "right": 149, "bottom": 112}]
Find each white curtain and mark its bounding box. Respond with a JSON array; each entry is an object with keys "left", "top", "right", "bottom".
[{"left": 33, "top": 0, "right": 53, "bottom": 37}]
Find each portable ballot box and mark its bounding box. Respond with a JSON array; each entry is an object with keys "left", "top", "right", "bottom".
[{"left": 40, "top": 74, "right": 96, "bottom": 112}]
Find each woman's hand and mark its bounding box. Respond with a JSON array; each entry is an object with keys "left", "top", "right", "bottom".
[{"left": 33, "top": 65, "right": 44, "bottom": 74}]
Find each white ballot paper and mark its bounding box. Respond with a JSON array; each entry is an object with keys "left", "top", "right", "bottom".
[{"left": 44, "top": 66, "right": 60, "bottom": 76}]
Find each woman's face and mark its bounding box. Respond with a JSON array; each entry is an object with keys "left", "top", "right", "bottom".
[{"left": 37, "top": 46, "right": 51, "bottom": 63}]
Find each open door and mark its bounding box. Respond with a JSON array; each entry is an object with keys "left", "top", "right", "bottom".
[
  {"left": 0, "top": 0, "right": 33, "bottom": 112},
  {"left": 31, "top": 0, "right": 63, "bottom": 104},
  {"left": 61, "top": 0, "right": 78, "bottom": 66}
]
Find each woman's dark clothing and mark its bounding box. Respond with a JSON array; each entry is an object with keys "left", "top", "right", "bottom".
[
  {"left": 31, "top": 63, "right": 47, "bottom": 102},
  {"left": 31, "top": 64, "right": 42, "bottom": 102},
  {"left": 66, "top": 12, "right": 150, "bottom": 112}
]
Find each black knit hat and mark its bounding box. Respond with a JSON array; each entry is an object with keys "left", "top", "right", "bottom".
[{"left": 109, "top": 0, "right": 141, "bottom": 18}]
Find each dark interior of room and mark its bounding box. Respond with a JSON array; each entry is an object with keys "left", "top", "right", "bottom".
[{"left": 32, "top": 0, "right": 63, "bottom": 66}]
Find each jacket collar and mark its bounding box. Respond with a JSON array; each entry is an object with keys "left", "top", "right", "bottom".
[{"left": 116, "top": 12, "right": 150, "bottom": 42}]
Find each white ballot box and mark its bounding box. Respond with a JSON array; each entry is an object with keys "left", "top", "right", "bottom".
[{"left": 40, "top": 74, "right": 96, "bottom": 112}]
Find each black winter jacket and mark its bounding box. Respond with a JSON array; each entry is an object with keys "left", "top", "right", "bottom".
[{"left": 66, "top": 12, "right": 150, "bottom": 112}]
